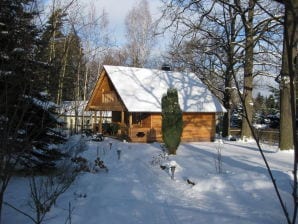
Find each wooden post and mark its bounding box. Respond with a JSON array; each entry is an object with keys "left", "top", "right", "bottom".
[
  {"left": 129, "top": 113, "right": 132, "bottom": 127},
  {"left": 99, "top": 111, "right": 103, "bottom": 133},
  {"left": 93, "top": 111, "right": 97, "bottom": 132},
  {"left": 121, "top": 111, "right": 125, "bottom": 124},
  {"left": 128, "top": 113, "right": 133, "bottom": 139}
]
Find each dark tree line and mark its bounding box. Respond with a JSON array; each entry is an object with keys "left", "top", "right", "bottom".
[{"left": 0, "top": 0, "right": 85, "bottom": 221}]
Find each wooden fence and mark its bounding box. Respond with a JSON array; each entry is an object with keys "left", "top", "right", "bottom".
[
  {"left": 230, "top": 128, "right": 279, "bottom": 145},
  {"left": 257, "top": 129, "right": 279, "bottom": 145}
]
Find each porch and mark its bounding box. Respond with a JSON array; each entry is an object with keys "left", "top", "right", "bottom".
[{"left": 93, "top": 111, "right": 162, "bottom": 143}]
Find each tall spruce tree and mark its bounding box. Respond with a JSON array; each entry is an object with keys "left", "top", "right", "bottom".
[
  {"left": 63, "top": 30, "right": 85, "bottom": 101},
  {"left": 38, "top": 8, "right": 66, "bottom": 103},
  {"left": 0, "top": 0, "right": 66, "bottom": 220},
  {"left": 161, "top": 88, "right": 183, "bottom": 155},
  {"left": 38, "top": 13, "right": 85, "bottom": 104}
]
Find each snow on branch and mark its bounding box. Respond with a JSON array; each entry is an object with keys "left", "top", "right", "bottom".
[{"left": 23, "top": 95, "right": 58, "bottom": 111}]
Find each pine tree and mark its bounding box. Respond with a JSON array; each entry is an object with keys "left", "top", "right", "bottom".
[
  {"left": 63, "top": 30, "right": 86, "bottom": 101},
  {"left": 38, "top": 14, "right": 85, "bottom": 104},
  {"left": 161, "top": 88, "right": 183, "bottom": 155},
  {"left": 38, "top": 8, "right": 67, "bottom": 103},
  {"left": 0, "top": 1, "right": 67, "bottom": 219},
  {"left": 254, "top": 93, "right": 265, "bottom": 111},
  {"left": 0, "top": 0, "right": 67, "bottom": 166}
]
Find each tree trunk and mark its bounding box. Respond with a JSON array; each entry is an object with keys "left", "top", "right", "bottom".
[
  {"left": 75, "top": 48, "right": 82, "bottom": 133},
  {"left": 281, "top": 1, "right": 298, "bottom": 221},
  {"left": 56, "top": 36, "right": 70, "bottom": 105},
  {"left": 0, "top": 177, "right": 10, "bottom": 224},
  {"left": 47, "top": 0, "right": 57, "bottom": 93},
  {"left": 222, "top": 110, "right": 231, "bottom": 137},
  {"left": 279, "top": 1, "right": 296, "bottom": 151},
  {"left": 241, "top": 0, "right": 255, "bottom": 140},
  {"left": 222, "top": 75, "right": 232, "bottom": 137},
  {"left": 222, "top": 4, "right": 237, "bottom": 138},
  {"left": 0, "top": 191, "right": 3, "bottom": 224},
  {"left": 289, "top": 0, "right": 298, "bottom": 220},
  {"left": 280, "top": 76, "right": 293, "bottom": 150}
]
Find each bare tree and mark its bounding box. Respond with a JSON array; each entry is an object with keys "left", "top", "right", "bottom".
[
  {"left": 124, "top": 0, "right": 156, "bottom": 67},
  {"left": 79, "top": 7, "right": 111, "bottom": 102},
  {"left": 271, "top": 0, "right": 298, "bottom": 222},
  {"left": 219, "top": 0, "right": 282, "bottom": 139},
  {"left": 235, "top": 0, "right": 256, "bottom": 140},
  {"left": 233, "top": 0, "right": 298, "bottom": 221},
  {"left": 65, "top": 2, "right": 113, "bottom": 133},
  {"left": 160, "top": 0, "right": 281, "bottom": 137},
  {"left": 163, "top": 1, "right": 242, "bottom": 137}
]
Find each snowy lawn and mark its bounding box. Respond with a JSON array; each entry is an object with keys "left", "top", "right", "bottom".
[{"left": 3, "top": 137, "right": 294, "bottom": 224}]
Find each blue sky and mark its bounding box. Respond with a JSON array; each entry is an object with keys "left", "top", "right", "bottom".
[
  {"left": 92, "top": 0, "right": 163, "bottom": 46},
  {"left": 41, "top": 0, "right": 164, "bottom": 46}
]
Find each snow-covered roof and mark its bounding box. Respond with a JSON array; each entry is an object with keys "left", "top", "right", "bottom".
[{"left": 103, "top": 65, "right": 226, "bottom": 113}]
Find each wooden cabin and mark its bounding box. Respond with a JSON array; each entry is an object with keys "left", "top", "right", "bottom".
[{"left": 86, "top": 65, "right": 226, "bottom": 142}]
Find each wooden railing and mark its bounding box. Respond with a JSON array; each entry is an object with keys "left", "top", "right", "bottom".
[
  {"left": 128, "top": 127, "right": 161, "bottom": 142},
  {"left": 102, "top": 91, "right": 117, "bottom": 104}
]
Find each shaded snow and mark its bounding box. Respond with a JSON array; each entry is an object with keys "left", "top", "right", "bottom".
[{"left": 3, "top": 137, "right": 294, "bottom": 224}]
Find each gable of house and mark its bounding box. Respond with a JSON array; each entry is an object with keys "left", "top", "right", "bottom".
[{"left": 87, "top": 69, "right": 126, "bottom": 112}]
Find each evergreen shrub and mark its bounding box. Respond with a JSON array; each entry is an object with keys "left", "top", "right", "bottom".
[{"left": 161, "top": 88, "right": 183, "bottom": 155}]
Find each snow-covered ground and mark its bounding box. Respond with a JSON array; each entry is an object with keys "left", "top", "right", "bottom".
[{"left": 3, "top": 136, "right": 294, "bottom": 224}]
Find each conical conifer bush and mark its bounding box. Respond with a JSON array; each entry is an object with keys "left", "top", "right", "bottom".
[{"left": 161, "top": 88, "right": 183, "bottom": 154}]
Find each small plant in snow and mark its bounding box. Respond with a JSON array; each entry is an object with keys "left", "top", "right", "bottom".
[
  {"left": 27, "top": 163, "right": 77, "bottom": 224},
  {"left": 71, "top": 156, "right": 90, "bottom": 172},
  {"left": 150, "top": 151, "right": 169, "bottom": 167},
  {"left": 93, "top": 157, "right": 108, "bottom": 172},
  {"left": 214, "top": 143, "right": 223, "bottom": 174},
  {"left": 5, "top": 163, "right": 77, "bottom": 224},
  {"left": 65, "top": 202, "right": 75, "bottom": 224}
]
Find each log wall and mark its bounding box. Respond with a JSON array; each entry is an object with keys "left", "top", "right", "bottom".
[
  {"left": 128, "top": 113, "right": 215, "bottom": 143},
  {"left": 182, "top": 113, "right": 215, "bottom": 141}
]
